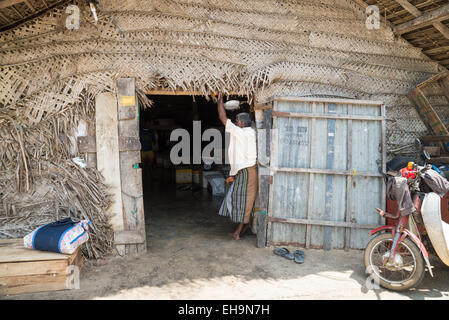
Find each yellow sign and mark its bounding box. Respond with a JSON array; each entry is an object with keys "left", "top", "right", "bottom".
[{"left": 120, "top": 95, "right": 136, "bottom": 106}]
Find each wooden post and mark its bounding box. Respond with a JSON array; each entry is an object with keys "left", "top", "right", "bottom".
[
  {"left": 117, "top": 78, "right": 147, "bottom": 254},
  {"left": 267, "top": 104, "right": 276, "bottom": 247},
  {"left": 408, "top": 88, "right": 449, "bottom": 136},
  {"left": 344, "top": 104, "right": 353, "bottom": 251},
  {"left": 380, "top": 104, "right": 387, "bottom": 227},
  {"left": 255, "top": 107, "right": 271, "bottom": 247},
  {"left": 95, "top": 93, "right": 126, "bottom": 256},
  {"left": 305, "top": 102, "right": 316, "bottom": 249},
  {"left": 323, "top": 103, "right": 337, "bottom": 250},
  {"left": 86, "top": 120, "right": 97, "bottom": 169}
]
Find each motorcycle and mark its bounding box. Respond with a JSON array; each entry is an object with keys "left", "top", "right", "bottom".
[{"left": 364, "top": 148, "right": 449, "bottom": 291}]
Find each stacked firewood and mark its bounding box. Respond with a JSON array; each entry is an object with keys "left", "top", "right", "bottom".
[{"left": 0, "top": 93, "right": 115, "bottom": 259}]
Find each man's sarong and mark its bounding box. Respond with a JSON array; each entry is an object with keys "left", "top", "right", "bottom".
[{"left": 219, "top": 165, "right": 258, "bottom": 224}]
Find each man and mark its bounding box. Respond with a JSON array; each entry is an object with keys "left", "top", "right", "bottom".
[{"left": 217, "top": 93, "right": 258, "bottom": 240}]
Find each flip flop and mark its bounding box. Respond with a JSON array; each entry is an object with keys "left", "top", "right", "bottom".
[
  {"left": 293, "top": 250, "right": 306, "bottom": 264},
  {"left": 273, "top": 247, "right": 294, "bottom": 260}
]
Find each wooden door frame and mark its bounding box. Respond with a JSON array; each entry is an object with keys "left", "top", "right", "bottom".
[{"left": 78, "top": 78, "right": 147, "bottom": 256}]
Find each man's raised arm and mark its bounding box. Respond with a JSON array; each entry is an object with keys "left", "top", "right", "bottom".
[{"left": 217, "top": 93, "right": 228, "bottom": 126}]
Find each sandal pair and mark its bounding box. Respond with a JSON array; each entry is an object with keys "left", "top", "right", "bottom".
[{"left": 273, "top": 247, "right": 305, "bottom": 264}]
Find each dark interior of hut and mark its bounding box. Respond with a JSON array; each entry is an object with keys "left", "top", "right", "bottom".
[{"left": 139, "top": 95, "right": 254, "bottom": 249}]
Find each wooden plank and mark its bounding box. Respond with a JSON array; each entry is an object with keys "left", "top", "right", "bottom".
[
  {"left": 416, "top": 72, "right": 449, "bottom": 89},
  {"left": 394, "top": 0, "right": 449, "bottom": 40},
  {"left": 95, "top": 92, "right": 125, "bottom": 256},
  {"left": 380, "top": 105, "right": 387, "bottom": 227},
  {"left": 256, "top": 174, "right": 270, "bottom": 212},
  {"left": 266, "top": 101, "right": 277, "bottom": 246},
  {"left": 256, "top": 211, "right": 268, "bottom": 248},
  {"left": 77, "top": 136, "right": 96, "bottom": 153},
  {"left": 420, "top": 135, "right": 449, "bottom": 142},
  {"left": 86, "top": 120, "right": 97, "bottom": 169},
  {"left": 118, "top": 136, "right": 142, "bottom": 151},
  {"left": 0, "top": 273, "right": 69, "bottom": 287},
  {"left": 267, "top": 217, "right": 382, "bottom": 229},
  {"left": 255, "top": 106, "right": 271, "bottom": 246},
  {"left": 393, "top": 3, "right": 449, "bottom": 35},
  {"left": 408, "top": 87, "right": 449, "bottom": 136},
  {"left": 0, "top": 239, "right": 71, "bottom": 263},
  {"left": 263, "top": 108, "right": 272, "bottom": 161},
  {"left": 273, "top": 96, "right": 383, "bottom": 106},
  {"left": 254, "top": 104, "right": 272, "bottom": 110},
  {"left": 427, "top": 157, "right": 449, "bottom": 164},
  {"left": 344, "top": 104, "right": 353, "bottom": 251},
  {"left": 118, "top": 78, "right": 138, "bottom": 255},
  {"left": 114, "top": 230, "right": 145, "bottom": 244},
  {"left": 0, "top": 256, "right": 80, "bottom": 295},
  {"left": 273, "top": 166, "right": 383, "bottom": 177},
  {"left": 433, "top": 22, "right": 449, "bottom": 40},
  {"left": 118, "top": 106, "right": 137, "bottom": 120},
  {"left": 78, "top": 136, "right": 141, "bottom": 153},
  {"left": 119, "top": 152, "right": 144, "bottom": 244},
  {"left": 117, "top": 78, "right": 146, "bottom": 254},
  {"left": 0, "top": 240, "right": 81, "bottom": 279},
  {"left": 255, "top": 105, "right": 269, "bottom": 246},
  {"left": 423, "top": 46, "right": 449, "bottom": 56},
  {"left": 73, "top": 250, "right": 84, "bottom": 270},
  {"left": 272, "top": 110, "right": 385, "bottom": 121},
  {"left": 0, "top": 0, "right": 25, "bottom": 9},
  {"left": 323, "top": 103, "right": 337, "bottom": 250},
  {"left": 305, "top": 174, "right": 314, "bottom": 249},
  {"left": 66, "top": 246, "right": 82, "bottom": 266},
  {"left": 0, "top": 260, "right": 68, "bottom": 277},
  {"left": 305, "top": 102, "right": 316, "bottom": 249},
  {"left": 0, "top": 278, "right": 70, "bottom": 296},
  {"left": 387, "top": 0, "right": 439, "bottom": 19},
  {"left": 395, "top": 0, "right": 421, "bottom": 17}
]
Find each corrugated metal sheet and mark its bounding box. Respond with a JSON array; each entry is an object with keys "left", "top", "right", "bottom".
[{"left": 268, "top": 98, "right": 385, "bottom": 249}]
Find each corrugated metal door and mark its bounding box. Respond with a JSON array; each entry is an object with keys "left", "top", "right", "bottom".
[{"left": 265, "top": 97, "right": 386, "bottom": 250}]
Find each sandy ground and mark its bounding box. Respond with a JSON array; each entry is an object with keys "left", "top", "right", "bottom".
[{"left": 3, "top": 170, "right": 449, "bottom": 300}]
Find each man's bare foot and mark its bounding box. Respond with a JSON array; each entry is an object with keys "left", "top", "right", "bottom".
[
  {"left": 228, "top": 232, "right": 240, "bottom": 240},
  {"left": 239, "top": 224, "right": 250, "bottom": 237}
]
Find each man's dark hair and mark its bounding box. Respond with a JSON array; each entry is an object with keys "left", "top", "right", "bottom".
[{"left": 236, "top": 112, "right": 252, "bottom": 127}]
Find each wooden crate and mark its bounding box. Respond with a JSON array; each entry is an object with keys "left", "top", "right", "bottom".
[
  {"left": 424, "top": 146, "right": 441, "bottom": 156},
  {"left": 0, "top": 239, "right": 83, "bottom": 296}
]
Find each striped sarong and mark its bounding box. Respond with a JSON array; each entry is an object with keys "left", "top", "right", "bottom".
[{"left": 219, "top": 165, "right": 258, "bottom": 224}]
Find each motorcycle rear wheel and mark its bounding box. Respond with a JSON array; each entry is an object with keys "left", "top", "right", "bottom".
[{"left": 364, "top": 233, "right": 425, "bottom": 291}]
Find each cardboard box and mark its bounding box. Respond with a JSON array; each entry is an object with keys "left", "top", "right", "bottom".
[
  {"left": 192, "top": 169, "right": 202, "bottom": 185},
  {"left": 176, "top": 167, "right": 192, "bottom": 184}
]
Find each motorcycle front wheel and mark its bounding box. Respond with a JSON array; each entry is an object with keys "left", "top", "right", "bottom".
[{"left": 364, "top": 233, "right": 425, "bottom": 291}]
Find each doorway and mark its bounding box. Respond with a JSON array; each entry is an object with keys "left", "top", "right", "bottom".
[{"left": 139, "top": 94, "right": 254, "bottom": 251}]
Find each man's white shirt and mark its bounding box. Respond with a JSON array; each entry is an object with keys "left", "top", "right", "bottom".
[{"left": 226, "top": 119, "right": 257, "bottom": 176}]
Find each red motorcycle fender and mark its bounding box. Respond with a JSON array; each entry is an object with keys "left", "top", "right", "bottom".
[
  {"left": 402, "top": 229, "right": 434, "bottom": 277},
  {"left": 369, "top": 226, "right": 394, "bottom": 236}
]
